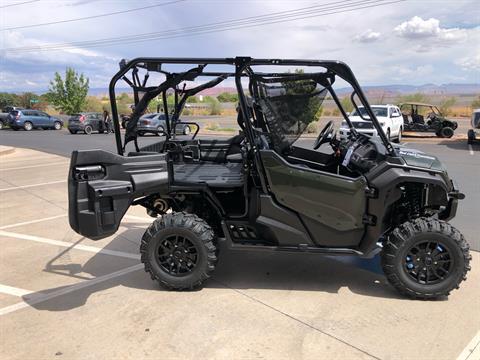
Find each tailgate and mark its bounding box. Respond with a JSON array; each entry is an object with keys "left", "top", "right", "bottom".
[{"left": 68, "top": 149, "right": 168, "bottom": 240}]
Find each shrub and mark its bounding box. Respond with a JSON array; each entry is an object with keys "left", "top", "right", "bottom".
[
  {"left": 209, "top": 99, "right": 222, "bottom": 115},
  {"left": 306, "top": 122, "right": 317, "bottom": 133},
  {"left": 438, "top": 97, "right": 456, "bottom": 116}
]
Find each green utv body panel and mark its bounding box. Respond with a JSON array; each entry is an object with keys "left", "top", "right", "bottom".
[
  {"left": 398, "top": 148, "right": 446, "bottom": 171},
  {"left": 260, "top": 150, "right": 366, "bottom": 247}
]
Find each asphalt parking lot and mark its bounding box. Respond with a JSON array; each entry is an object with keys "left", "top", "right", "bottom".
[{"left": 0, "top": 129, "right": 479, "bottom": 359}]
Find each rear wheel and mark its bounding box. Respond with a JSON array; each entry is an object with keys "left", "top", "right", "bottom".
[
  {"left": 140, "top": 212, "right": 217, "bottom": 290},
  {"left": 53, "top": 121, "right": 62, "bottom": 130},
  {"left": 23, "top": 121, "right": 33, "bottom": 131},
  {"left": 381, "top": 218, "right": 471, "bottom": 299},
  {"left": 84, "top": 125, "right": 93, "bottom": 135},
  {"left": 440, "top": 127, "right": 454, "bottom": 138}
]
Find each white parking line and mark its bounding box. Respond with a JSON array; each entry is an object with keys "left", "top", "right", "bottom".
[
  {"left": 0, "top": 284, "right": 36, "bottom": 297},
  {"left": 0, "top": 180, "right": 67, "bottom": 192},
  {"left": 0, "top": 214, "right": 67, "bottom": 230},
  {"left": 0, "top": 161, "right": 69, "bottom": 171},
  {"left": 457, "top": 331, "right": 480, "bottom": 360},
  {"left": 0, "top": 264, "right": 143, "bottom": 316},
  {"left": 0, "top": 230, "right": 140, "bottom": 260},
  {"left": 468, "top": 144, "right": 474, "bottom": 156}
]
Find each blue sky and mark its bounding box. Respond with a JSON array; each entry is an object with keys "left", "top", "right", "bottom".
[{"left": 0, "top": 0, "right": 479, "bottom": 91}]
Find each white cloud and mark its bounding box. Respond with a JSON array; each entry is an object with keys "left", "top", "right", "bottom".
[
  {"left": 394, "top": 16, "right": 467, "bottom": 43},
  {"left": 456, "top": 53, "right": 480, "bottom": 71},
  {"left": 354, "top": 29, "right": 381, "bottom": 43}
]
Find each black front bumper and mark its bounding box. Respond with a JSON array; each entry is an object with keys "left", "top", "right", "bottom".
[{"left": 439, "top": 181, "right": 464, "bottom": 221}]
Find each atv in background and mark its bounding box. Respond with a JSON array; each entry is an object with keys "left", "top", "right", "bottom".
[
  {"left": 400, "top": 102, "right": 458, "bottom": 138},
  {"left": 467, "top": 109, "right": 480, "bottom": 144},
  {"left": 68, "top": 57, "right": 471, "bottom": 300}
]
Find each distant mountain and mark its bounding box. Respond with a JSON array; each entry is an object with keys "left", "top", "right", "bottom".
[
  {"left": 337, "top": 83, "right": 480, "bottom": 96},
  {"left": 84, "top": 83, "right": 479, "bottom": 97}
]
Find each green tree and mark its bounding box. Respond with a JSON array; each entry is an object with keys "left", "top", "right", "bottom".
[
  {"left": 186, "top": 96, "right": 198, "bottom": 103},
  {"left": 438, "top": 97, "right": 456, "bottom": 116},
  {"left": 0, "top": 92, "right": 21, "bottom": 110},
  {"left": 18, "top": 92, "right": 41, "bottom": 109},
  {"left": 217, "top": 92, "right": 239, "bottom": 103},
  {"left": 46, "top": 68, "right": 89, "bottom": 114}
]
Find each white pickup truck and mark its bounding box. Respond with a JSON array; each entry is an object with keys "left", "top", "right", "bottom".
[{"left": 339, "top": 104, "right": 404, "bottom": 143}]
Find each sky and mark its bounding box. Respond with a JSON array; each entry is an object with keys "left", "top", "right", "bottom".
[{"left": 0, "top": 0, "right": 479, "bottom": 92}]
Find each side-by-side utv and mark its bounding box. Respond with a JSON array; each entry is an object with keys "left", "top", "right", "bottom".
[
  {"left": 399, "top": 102, "right": 458, "bottom": 138},
  {"left": 68, "top": 57, "right": 471, "bottom": 299}
]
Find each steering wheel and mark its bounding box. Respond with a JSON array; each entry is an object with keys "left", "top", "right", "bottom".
[{"left": 313, "top": 121, "right": 335, "bottom": 150}]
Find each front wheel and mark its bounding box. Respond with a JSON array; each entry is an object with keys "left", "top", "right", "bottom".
[
  {"left": 394, "top": 128, "right": 402, "bottom": 143},
  {"left": 381, "top": 218, "right": 471, "bottom": 299},
  {"left": 140, "top": 212, "right": 217, "bottom": 290}
]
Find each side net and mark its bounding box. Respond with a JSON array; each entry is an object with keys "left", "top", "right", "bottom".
[{"left": 256, "top": 76, "right": 328, "bottom": 153}]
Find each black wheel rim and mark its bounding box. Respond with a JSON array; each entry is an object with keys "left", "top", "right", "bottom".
[
  {"left": 156, "top": 235, "right": 198, "bottom": 276},
  {"left": 404, "top": 241, "right": 453, "bottom": 285}
]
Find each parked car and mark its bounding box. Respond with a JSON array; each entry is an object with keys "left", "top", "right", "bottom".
[
  {"left": 339, "top": 104, "right": 403, "bottom": 142},
  {"left": 7, "top": 109, "right": 63, "bottom": 131},
  {"left": 467, "top": 109, "right": 480, "bottom": 144},
  {"left": 1, "top": 107, "right": 25, "bottom": 129},
  {"left": 68, "top": 112, "right": 105, "bottom": 134},
  {"left": 137, "top": 113, "right": 191, "bottom": 136},
  {"left": 399, "top": 102, "right": 458, "bottom": 138}
]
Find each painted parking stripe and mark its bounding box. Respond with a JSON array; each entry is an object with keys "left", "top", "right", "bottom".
[
  {"left": 0, "top": 264, "right": 143, "bottom": 317},
  {"left": 468, "top": 144, "right": 474, "bottom": 156},
  {"left": 0, "top": 284, "right": 37, "bottom": 297},
  {"left": 1, "top": 161, "right": 69, "bottom": 171},
  {"left": 457, "top": 331, "right": 480, "bottom": 360},
  {"left": 0, "top": 230, "right": 139, "bottom": 260},
  {"left": 0, "top": 180, "right": 67, "bottom": 192},
  {"left": 0, "top": 214, "right": 67, "bottom": 230}
]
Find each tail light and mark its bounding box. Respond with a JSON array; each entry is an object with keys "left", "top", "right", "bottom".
[
  {"left": 142, "top": 120, "right": 151, "bottom": 125},
  {"left": 79, "top": 115, "right": 85, "bottom": 123},
  {"left": 15, "top": 113, "right": 20, "bottom": 120}
]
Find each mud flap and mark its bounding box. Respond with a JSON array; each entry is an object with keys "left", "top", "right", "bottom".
[{"left": 68, "top": 150, "right": 168, "bottom": 240}]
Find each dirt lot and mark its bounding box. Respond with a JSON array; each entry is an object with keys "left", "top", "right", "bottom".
[{"left": 0, "top": 147, "right": 479, "bottom": 359}]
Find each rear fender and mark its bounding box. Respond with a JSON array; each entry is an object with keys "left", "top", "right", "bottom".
[{"left": 68, "top": 150, "right": 168, "bottom": 240}]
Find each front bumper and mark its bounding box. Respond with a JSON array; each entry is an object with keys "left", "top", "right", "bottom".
[
  {"left": 339, "top": 128, "right": 377, "bottom": 139},
  {"left": 439, "top": 180, "right": 464, "bottom": 221}
]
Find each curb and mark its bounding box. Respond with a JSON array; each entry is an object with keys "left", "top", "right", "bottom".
[{"left": 0, "top": 146, "right": 15, "bottom": 156}]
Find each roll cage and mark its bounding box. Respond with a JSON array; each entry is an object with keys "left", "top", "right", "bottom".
[{"left": 109, "top": 57, "right": 395, "bottom": 156}]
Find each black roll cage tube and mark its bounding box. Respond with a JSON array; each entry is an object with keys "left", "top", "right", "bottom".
[{"left": 108, "top": 57, "right": 395, "bottom": 157}]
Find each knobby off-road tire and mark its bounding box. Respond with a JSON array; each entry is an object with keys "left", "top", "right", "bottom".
[
  {"left": 140, "top": 212, "right": 217, "bottom": 290},
  {"left": 381, "top": 218, "right": 471, "bottom": 299}
]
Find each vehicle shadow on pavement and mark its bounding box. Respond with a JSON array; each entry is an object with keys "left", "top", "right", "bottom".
[
  {"left": 24, "top": 223, "right": 404, "bottom": 312},
  {"left": 439, "top": 139, "right": 479, "bottom": 151}
]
